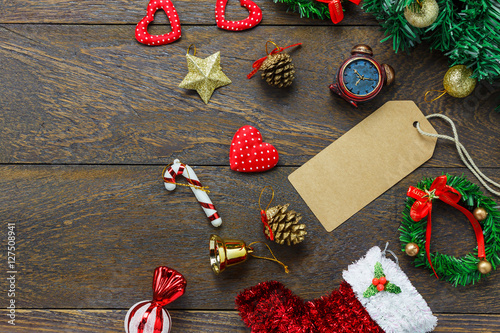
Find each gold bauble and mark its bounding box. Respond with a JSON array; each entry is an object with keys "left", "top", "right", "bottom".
[
  {"left": 443, "top": 65, "right": 477, "bottom": 98},
  {"left": 477, "top": 260, "right": 493, "bottom": 275},
  {"left": 473, "top": 207, "right": 488, "bottom": 222},
  {"left": 404, "top": 0, "right": 439, "bottom": 28},
  {"left": 405, "top": 242, "right": 420, "bottom": 257}
]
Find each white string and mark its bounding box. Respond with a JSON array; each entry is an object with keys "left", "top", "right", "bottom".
[
  {"left": 415, "top": 114, "right": 500, "bottom": 196},
  {"left": 382, "top": 242, "right": 399, "bottom": 266}
]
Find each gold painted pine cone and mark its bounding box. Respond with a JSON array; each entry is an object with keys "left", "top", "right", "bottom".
[
  {"left": 260, "top": 53, "right": 296, "bottom": 88},
  {"left": 264, "top": 204, "right": 307, "bottom": 245}
]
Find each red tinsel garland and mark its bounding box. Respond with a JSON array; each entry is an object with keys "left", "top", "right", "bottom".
[{"left": 235, "top": 281, "right": 383, "bottom": 333}]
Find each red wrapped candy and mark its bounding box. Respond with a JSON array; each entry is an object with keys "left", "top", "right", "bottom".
[{"left": 125, "top": 266, "right": 187, "bottom": 333}]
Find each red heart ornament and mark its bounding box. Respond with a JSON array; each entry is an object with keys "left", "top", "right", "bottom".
[
  {"left": 215, "top": 0, "right": 263, "bottom": 31},
  {"left": 229, "top": 125, "right": 279, "bottom": 173},
  {"left": 136, "top": 0, "right": 181, "bottom": 46}
]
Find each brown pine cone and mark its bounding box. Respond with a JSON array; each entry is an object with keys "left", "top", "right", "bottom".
[
  {"left": 264, "top": 204, "right": 307, "bottom": 245},
  {"left": 260, "top": 53, "right": 296, "bottom": 88}
]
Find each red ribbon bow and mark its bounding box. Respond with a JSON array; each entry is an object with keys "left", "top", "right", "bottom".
[
  {"left": 315, "top": 0, "right": 361, "bottom": 24},
  {"left": 407, "top": 175, "right": 485, "bottom": 279},
  {"left": 247, "top": 43, "right": 302, "bottom": 79},
  {"left": 261, "top": 210, "right": 275, "bottom": 241}
]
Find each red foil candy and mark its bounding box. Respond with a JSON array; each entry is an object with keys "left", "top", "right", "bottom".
[
  {"left": 236, "top": 280, "right": 383, "bottom": 332},
  {"left": 125, "top": 266, "right": 187, "bottom": 333}
]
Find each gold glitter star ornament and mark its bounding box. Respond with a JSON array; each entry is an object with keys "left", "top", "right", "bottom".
[{"left": 179, "top": 46, "right": 232, "bottom": 104}]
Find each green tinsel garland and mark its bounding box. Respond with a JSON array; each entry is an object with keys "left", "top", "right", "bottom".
[
  {"left": 362, "top": 0, "right": 500, "bottom": 83},
  {"left": 399, "top": 174, "right": 500, "bottom": 286}
]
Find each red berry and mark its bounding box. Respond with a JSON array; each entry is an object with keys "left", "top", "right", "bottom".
[
  {"left": 372, "top": 278, "right": 379, "bottom": 286},
  {"left": 377, "top": 284, "right": 385, "bottom": 291},
  {"left": 379, "top": 276, "right": 387, "bottom": 285}
]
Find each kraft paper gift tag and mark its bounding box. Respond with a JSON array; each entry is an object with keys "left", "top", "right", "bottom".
[{"left": 288, "top": 101, "right": 437, "bottom": 232}]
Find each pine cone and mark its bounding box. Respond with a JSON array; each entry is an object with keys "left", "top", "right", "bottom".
[
  {"left": 260, "top": 53, "right": 295, "bottom": 88},
  {"left": 264, "top": 204, "right": 307, "bottom": 245}
]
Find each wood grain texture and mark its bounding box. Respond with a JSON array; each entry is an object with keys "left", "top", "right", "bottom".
[
  {"left": 0, "top": 0, "right": 373, "bottom": 25},
  {"left": 1, "top": 1, "right": 499, "bottom": 331},
  {"left": 2, "top": 310, "right": 248, "bottom": 332},
  {"left": 2, "top": 310, "right": 500, "bottom": 332},
  {"left": 0, "top": 24, "right": 499, "bottom": 166},
  {"left": 1, "top": 165, "right": 499, "bottom": 314}
]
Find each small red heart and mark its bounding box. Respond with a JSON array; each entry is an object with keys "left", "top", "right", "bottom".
[
  {"left": 230, "top": 125, "right": 279, "bottom": 173},
  {"left": 136, "top": 0, "right": 181, "bottom": 46},
  {"left": 215, "top": 0, "right": 262, "bottom": 31}
]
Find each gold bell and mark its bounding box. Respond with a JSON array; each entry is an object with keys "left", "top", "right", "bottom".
[
  {"left": 209, "top": 234, "right": 289, "bottom": 274},
  {"left": 209, "top": 234, "right": 254, "bottom": 274}
]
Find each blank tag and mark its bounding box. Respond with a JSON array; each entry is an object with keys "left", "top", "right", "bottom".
[{"left": 288, "top": 101, "right": 438, "bottom": 232}]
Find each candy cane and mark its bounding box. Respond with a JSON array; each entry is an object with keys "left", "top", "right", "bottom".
[{"left": 163, "top": 159, "right": 222, "bottom": 227}]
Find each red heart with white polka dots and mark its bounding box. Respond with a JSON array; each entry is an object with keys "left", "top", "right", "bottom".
[
  {"left": 229, "top": 126, "right": 279, "bottom": 173},
  {"left": 135, "top": 0, "right": 181, "bottom": 46},
  {"left": 215, "top": 0, "right": 262, "bottom": 31}
]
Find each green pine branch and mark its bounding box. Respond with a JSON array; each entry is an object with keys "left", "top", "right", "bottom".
[
  {"left": 272, "top": 0, "right": 332, "bottom": 20},
  {"left": 362, "top": 0, "right": 500, "bottom": 86}
]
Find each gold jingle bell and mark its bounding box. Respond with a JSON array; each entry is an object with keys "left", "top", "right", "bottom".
[
  {"left": 209, "top": 234, "right": 253, "bottom": 274},
  {"left": 477, "top": 259, "right": 493, "bottom": 275},
  {"left": 209, "top": 234, "right": 289, "bottom": 274},
  {"left": 405, "top": 242, "right": 420, "bottom": 257}
]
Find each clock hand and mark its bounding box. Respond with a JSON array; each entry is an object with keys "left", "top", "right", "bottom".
[
  {"left": 355, "top": 78, "right": 361, "bottom": 86},
  {"left": 353, "top": 69, "right": 362, "bottom": 79}
]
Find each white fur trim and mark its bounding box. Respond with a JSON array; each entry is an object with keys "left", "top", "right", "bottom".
[{"left": 343, "top": 246, "right": 437, "bottom": 333}]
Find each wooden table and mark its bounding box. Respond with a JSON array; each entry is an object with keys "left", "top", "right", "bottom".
[{"left": 1, "top": 1, "right": 499, "bottom": 332}]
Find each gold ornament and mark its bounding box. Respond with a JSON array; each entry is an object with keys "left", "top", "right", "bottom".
[
  {"left": 209, "top": 234, "right": 289, "bottom": 274},
  {"left": 264, "top": 204, "right": 307, "bottom": 245},
  {"left": 259, "top": 186, "right": 307, "bottom": 246},
  {"left": 473, "top": 207, "right": 488, "bottom": 222},
  {"left": 179, "top": 45, "right": 231, "bottom": 104},
  {"left": 261, "top": 53, "right": 296, "bottom": 88},
  {"left": 443, "top": 65, "right": 477, "bottom": 98},
  {"left": 405, "top": 242, "right": 420, "bottom": 257},
  {"left": 404, "top": 0, "right": 439, "bottom": 28},
  {"left": 477, "top": 259, "right": 493, "bottom": 275}
]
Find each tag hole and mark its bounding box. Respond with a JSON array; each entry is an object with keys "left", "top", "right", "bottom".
[{"left": 413, "top": 121, "right": 419, "bottom": 128}]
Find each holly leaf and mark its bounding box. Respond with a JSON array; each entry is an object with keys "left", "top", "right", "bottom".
[
  {"left": 363, "top": 284, "right": 378, "bottom": 298},
  {"left": 385, "top": 282, "right": 402, "bottom": 294},
  {"left": 374, "top": 262, "right": 384, "bottom": 278}
]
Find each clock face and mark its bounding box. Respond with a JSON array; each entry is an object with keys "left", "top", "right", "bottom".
[{"left": 341, "top": 58, "right": 381, "bottom": 97}]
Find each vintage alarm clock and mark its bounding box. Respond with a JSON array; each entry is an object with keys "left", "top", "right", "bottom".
[{"left": 329, "top": 44, "right": 395, "bottom": 107}]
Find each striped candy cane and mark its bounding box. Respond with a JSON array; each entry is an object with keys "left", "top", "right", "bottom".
[{"left": 163, "top": 159, "right": 222, "bottom": 227}]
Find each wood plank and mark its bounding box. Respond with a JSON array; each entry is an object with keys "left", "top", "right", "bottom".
[
  {"left": 3, "top": 310, "right": 500, "bottom": 332},
  {"left": 1, "top": 25, "right": 499, "bottom": 166},
  {"left": 1, "top": 165, "right": 499, "bottom": 313},
  {"left": 2, "top": 310, "right": 248, "bottom": 332},
  {"left": 0, "top": 0, "right": 374, "bottom": 25}
]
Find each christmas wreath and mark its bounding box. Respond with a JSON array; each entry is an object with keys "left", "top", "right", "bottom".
[
  {"left": 399, "top": 174, "right": 500, "bottom": 286},
  {"left": 362, "top": 0, "right": 500, "bottom": 83}
]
